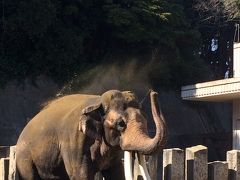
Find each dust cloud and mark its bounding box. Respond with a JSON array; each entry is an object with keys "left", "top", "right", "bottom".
[{"left": 57, "top": 60, "right": 154, "bottom": 97}]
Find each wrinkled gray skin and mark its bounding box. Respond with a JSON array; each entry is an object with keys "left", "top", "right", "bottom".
[{"left": 16, "top": 90, "right": 166, "bottom": 180}]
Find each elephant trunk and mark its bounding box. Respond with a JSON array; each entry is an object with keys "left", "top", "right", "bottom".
[
  {"left": 147, "top": 90, "right": 167, "bottom": 153},
  {"left": 121, "top": 91, "right": 167, "bottom": 155}
]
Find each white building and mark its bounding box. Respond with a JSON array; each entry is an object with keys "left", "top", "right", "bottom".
[{"left": 181, "top": 43, "right": 240, "bottom": 149}]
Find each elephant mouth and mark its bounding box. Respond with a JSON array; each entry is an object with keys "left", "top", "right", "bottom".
[{"left": 123, "top": 151, "right": 151, "bottom": 180}]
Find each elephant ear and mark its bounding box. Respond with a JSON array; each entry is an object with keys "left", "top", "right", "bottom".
[
  {"left": 82, "top": 90, "right": 123, "bottom": 116},
  {"left": 79, "top": 114, "right": 102, "bottom": 140},
  {"left": 81, "top": 97, "right": 103, "bottom": 115},
  {"left": 80, "top": 90, "right": 125, "bottom": 139},
  {"left": 122, "top": 91, "right": 140, "bottom": 108},
  {"left": 80, "top": 97, "right": 104, "bottom": 140}
]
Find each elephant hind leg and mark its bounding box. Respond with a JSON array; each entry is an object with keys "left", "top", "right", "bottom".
[
  {"left": 16, "top": 151, "right": 41, "bottom": 180},
  {"left": 17, "top": 161, "right": 41, "bottom": 180}
]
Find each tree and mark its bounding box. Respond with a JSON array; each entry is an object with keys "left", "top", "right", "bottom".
[
  {"left": 0, "top": 0, "right": 208, "bottom": 88},
  {"left": 194, "top": 0, "right": 240, "bottom": 24}
]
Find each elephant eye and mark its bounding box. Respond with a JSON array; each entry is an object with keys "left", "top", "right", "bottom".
[{"left": 115, "top": 118, "right": 126, "bottom": 132}]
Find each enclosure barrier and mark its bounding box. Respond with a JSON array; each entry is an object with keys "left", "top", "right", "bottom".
[
  {"left": 0, "top": 146, "right": 18, "bottom": 180},
  {"left": 1, "top": 145, "right": 240, "bottom": 180},
  {"left": 163, "top": 145, "right": 234, "bottom": 180}
]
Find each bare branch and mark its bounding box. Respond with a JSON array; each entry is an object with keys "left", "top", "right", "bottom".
[{"left": 194, "top": 0, "right": 240, "bottom": 24}]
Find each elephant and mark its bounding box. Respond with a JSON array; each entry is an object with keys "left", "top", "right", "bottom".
[{"left": 16, "top": 90, "right": 166, "bottom": 180}]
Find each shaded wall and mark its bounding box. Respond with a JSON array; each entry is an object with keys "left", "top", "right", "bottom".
[
  {"left": 0, "top": 77, "right": 232, "bottom": 161},
  {"left": 0, "top": 76, "right": 59, "bottom": 145}
]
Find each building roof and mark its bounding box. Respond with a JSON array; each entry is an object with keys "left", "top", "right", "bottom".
[{"left": 181, "top": 78, "right": 240, "bottom": 102}]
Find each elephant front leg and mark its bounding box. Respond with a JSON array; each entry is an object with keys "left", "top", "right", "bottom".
[
  {"left": 94, "top": 172, "right": 104, "bottom": 180},
  {"left": 62, "top": 153, "right": 95, "bottom": 180},
  {"left": 101, "top": 162, "right": 125, "bottom": 180},
  {"left": 67, "top": 163, "right": 95, "bottom": 180}
]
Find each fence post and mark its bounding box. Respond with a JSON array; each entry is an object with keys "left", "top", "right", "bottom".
[
  {"left": 163, "top": 148, "right": 184, "bottom": 180},
  {"left": 208, "top": 161, "right": 228, "bottom": 180},
  {"left": 0, "top": 158, "right": 9, "bottom": 180},
  {"left": 8, "top": 146, "right": 18, "bottom": 180},
  {"left": 147, "top": 153, "right": 158, "bottom": 180},
  {"left": 227, "top": 150, "right": 240, "bottom": 180},
  {"left": 185, "top": 145, "right": 208, "bottom": 180}
]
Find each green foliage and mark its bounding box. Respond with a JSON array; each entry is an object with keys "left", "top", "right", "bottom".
[
  {"left": 103, "top": 0, "right": 171, "bottom": 44},
  {"left": 0, "top": 0, "right": 209, "bottom": 89}
]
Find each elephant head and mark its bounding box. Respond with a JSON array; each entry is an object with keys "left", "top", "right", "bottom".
[{"left": 81, "top": 90, "right": 166, "bottom": 155}]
